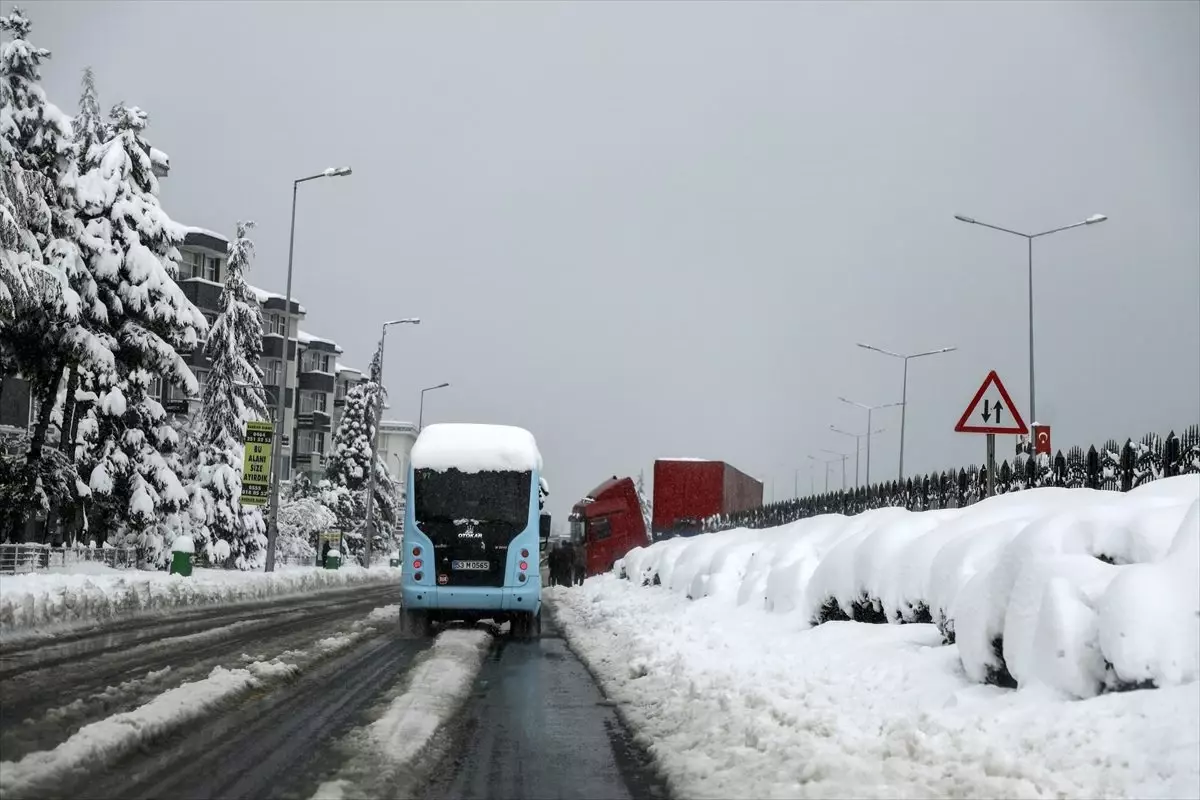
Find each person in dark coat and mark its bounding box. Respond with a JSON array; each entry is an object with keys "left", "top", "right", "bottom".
[
  {"left": 572, "top": 540, "right": 586, "bottom": 585},
  {"left": 548, "top": 541, "right": 565, "bottom": 586}
]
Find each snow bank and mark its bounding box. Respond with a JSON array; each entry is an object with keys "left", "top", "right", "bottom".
[
  {"left": 0, "top": 564, "right": 401, "bottom": 636},
  {"left": 410, "top": 423, "right": 542, "bottom": 473},
  {"left": 614, "top": 476, "right": 1199, "bottom": 696},
  {"left": 550, "top": 579, "right": 1199, "bottom": 800}
]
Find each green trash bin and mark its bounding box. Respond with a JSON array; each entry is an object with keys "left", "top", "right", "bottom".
[
  {"left": 324, "top": 549, "right": 342, "bottom": 570},
  {"left": 169, "top": 536, "right": 193, "bottom": 577}
]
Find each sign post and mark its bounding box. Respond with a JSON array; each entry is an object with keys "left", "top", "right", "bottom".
[
  {"left": 954, "top": 370, "right": 1028, "bottom": 498},
  {"left": 241, "top": 421, "right": 274, "bottom": 507}
]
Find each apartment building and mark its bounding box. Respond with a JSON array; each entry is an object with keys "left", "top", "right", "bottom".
[{"left": 174, "top": 228, "right": 348, "bottom": 483}]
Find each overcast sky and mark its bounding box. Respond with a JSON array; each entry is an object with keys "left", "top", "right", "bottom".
[{"left": 22, "top": 0, "right": 1200, "bottom": 522}]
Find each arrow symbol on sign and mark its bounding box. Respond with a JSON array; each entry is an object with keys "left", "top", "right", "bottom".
[
  {"left": 993, "top": 400, "right": 1003, "bottom": 424},
  {"left": 981, "top": 402, "right": 991, "bottom": 422}
]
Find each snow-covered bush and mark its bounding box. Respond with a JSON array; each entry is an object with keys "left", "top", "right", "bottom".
[{"left": 619, "top": 475, "right": 1200, "bottom": 698}]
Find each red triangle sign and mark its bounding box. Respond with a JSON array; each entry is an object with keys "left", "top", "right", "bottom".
[{"left": 954, "top": 370, "right": 1029, "bottom": 435}]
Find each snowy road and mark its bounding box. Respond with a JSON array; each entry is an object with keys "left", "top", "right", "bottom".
[
  {"left": 412, "top": 617, "right": 667, "bottom": 800},
  {"left": 0, "top": 593, "right": 665, "bottom": 800},
  {"left": 0, "top": 583, "right": 399, "bottom": 764}
]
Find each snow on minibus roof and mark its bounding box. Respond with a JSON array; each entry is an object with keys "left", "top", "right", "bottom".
[{"left": 410, "top": 423, "right": 542, "bottom": 473}]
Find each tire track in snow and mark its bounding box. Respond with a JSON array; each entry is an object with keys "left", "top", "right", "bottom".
[
  {"left": 0, "top": 605, "right": 404, "bottom": 800},
  {"left": 0, "top": 588, "right": 398, "bottom": 762}
]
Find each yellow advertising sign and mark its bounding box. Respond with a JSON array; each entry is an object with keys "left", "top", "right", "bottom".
[{"left": 240, "top": 420, "right": 274, "bottom": 506}]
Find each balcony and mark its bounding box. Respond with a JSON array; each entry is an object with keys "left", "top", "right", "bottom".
[{"left": 297, "top": 371, "right": 334, "bottom": 393}]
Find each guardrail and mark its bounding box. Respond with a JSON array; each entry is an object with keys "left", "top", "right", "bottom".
[{"left": 0, "top": 543, "right": 141, "bottom": 574}]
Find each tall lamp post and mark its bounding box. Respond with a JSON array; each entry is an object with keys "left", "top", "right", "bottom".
[
  {"left": 806, "top": 455, "right": 834, "bottom": 493},
  {"left": 829, "top": 424, "right": 886, "bottom": 489},
  {"left": 265, "top": 166, "right": 352, "bottom": 573},
  {"left": 953, "top": 212, "right": 1106, "bottom": 426},
  {"left": 362, "top": 318, "right": 421, "bottom": 568},
  {"left": 819, "top": 448, "right": 850, "bottom": 490},
  {"left": 855, "top": 343, "right": 956, "bottom": 483},
  {"left": 837, "top": 397, "right": 902, "bottom": 487},
  {"left": 418, "top": 382, "right": 451, "bottom": 430}
]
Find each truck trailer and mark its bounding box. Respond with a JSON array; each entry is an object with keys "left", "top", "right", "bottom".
[{"left": 651, "top": 458, "right": 762, "bottom": 541}]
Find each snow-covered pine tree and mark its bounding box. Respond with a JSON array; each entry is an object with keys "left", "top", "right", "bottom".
[
  {"left": 0, "top": 13, "right": 112, "bottom": 541},
  {"left": 323, "top": 379, "right": 398, "bottom": 553},
  {"left": 58, "top": 67, "right": 111, "bottom": 459},
  {"left": 190, "top": 221, "right": 270, "bottom": 568},
  {"left": 73, "top": 102, "right": 206, "bottom": 560},
  {"left": 635, "top": 470, "right": 652, "bottom": 539}
]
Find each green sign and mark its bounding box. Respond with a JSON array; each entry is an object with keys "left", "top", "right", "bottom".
[{"left": 240, "top": 420, "right": 274, "bottom": 506}]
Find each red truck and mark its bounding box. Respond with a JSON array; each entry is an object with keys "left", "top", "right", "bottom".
[
  {"left": 569, "top": 476, "right": 649, "bottom": 578},
  {"left": 652, "top": 458, "right": 762, "bottom": 541}
]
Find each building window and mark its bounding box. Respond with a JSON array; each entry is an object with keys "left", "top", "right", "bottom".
[
  {"left": 296, "top": 429, "right": 325, "bottom": 454},
  {"left": 335, "top": 381, "right": 348, "bottom": 401},
  {"left": 299, "top": 390, "right": 327, "bottom": 414},
  {"left": 179, "top": 250, "right": 204, "bottom": 279},
  {"left": 205, "top": 256, "right": 220, "bottom": 283},
  {"left": 264, "top": 359, "right": 282, "bottom": 386},
  {"left": 192, "top": 368, "right": 210, "bottom": 399},
  {"left": 147, "top": 376, "right": 162, "bottom": 400},
  {"left": 266, "top": 313, "right": 287, "bottom": 336},
  {"left": 302, "top": 350, "right": 331, "bottom": 373}
]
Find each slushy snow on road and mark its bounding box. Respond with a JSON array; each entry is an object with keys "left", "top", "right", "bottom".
[
  {"left": 0, "top": 563, "right": 400, "bottom": 637},
  {"left": 549, "top": 475, "right": 1200, "bottom": 799}
]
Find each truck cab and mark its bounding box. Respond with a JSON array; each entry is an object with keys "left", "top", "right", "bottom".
[{"left": 571, "top": 476, "right": 649, "bottom": 578}]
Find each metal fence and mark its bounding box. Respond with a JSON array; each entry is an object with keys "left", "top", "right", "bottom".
[
  {"left": 0, "top": 543, "right": 141, "bottom": 574},
  {"left": 706, "top": 425, "right": 1200, "bottom": 532}
]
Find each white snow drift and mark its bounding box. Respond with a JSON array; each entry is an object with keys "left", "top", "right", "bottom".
[
  {"left": 0, "top": 564, "right": 401, "bottom": 636},
  {"left": 618, "top": 475, "right": 1199, "bottom": 696},
  {"left": 547, "top": 476, "right": 1200, "bottom": 799}
]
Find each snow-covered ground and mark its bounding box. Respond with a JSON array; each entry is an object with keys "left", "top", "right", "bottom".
[
  {"left": 0, "top": 563, "right": 401, "bottom": 636},
  {"left": 0, "top": 603, "right": 396, "bottom": 798},
  {"left": 549, "top": 476, "right": 1200, "bottom": 799}
]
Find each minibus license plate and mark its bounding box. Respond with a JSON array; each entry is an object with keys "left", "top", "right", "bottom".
[{"left": 452, "top": 560, "right": 489, "bottom": 571}]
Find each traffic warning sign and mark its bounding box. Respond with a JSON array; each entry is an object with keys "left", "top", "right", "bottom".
[{"left": 954, "top": 370, "right": 1029, "bottom": 435}]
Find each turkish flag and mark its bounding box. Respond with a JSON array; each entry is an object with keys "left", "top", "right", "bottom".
[{"left": 1033, "top": 424, "right": 1052, "bottom": 456}]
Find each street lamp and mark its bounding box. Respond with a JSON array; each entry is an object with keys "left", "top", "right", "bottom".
[
  {"left": 829, "top": 424, "right": 886, "bottom": 489},
  {"left": 265, "top": 166, "right": 353, "bottom": 573},
  {"left": 819, "top": 448, "right": 850, "bottom": 490},
  {"left": 855, "top": 343, "right": 957, "bottom": 483},
  {"left": 806, "top": 454, "right": 834, "bottom": 493},
  {"left": 837, "top": 397, "right": 903, "bottom": 487},
  {"left": 362, "top": 317, "right": 420, "bottom": 568},
  {"left": 418, "top": 382, "right": 451, "bottom": 430},
  {"left": 953, "top": 212, "right": 1106, "bottom": 426}
]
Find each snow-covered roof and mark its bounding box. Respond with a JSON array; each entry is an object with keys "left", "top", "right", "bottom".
[
  {"left": 336, "top": 363, "right": 363, "bottom": 376},
  {"left": 658, "top": 457, "right": 712, "bottom": 462},
  {"left": 297, "top": 330, "right": 342, "bottom": 351},
  {"left": 247, "top": 284, "right": 307, "bottom": 315},
  {"left": 181, "top": 225, "right": 228, "bottom": 243},
  {"left": 411, "top": 423, "right": 542, "bottom": 474}
]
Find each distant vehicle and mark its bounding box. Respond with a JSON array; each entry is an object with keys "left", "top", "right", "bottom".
[
  {"left": 652, "top": 458, "right": 762, "bottom": 541},
  {"left": 400, "top": 423, "right": 551, "bottom": 638},
  {"left": 570, "top": 476, "right": 649, "bottom": 578}
]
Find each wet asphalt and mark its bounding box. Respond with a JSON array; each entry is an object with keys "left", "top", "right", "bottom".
[{"left": 416, "top": 616, "right": 669, "bottom": 800}]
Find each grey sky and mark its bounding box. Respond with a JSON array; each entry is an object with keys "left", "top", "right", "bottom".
[{"left": 21, "top": 0, "right": 1200, "bottom": 521}]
